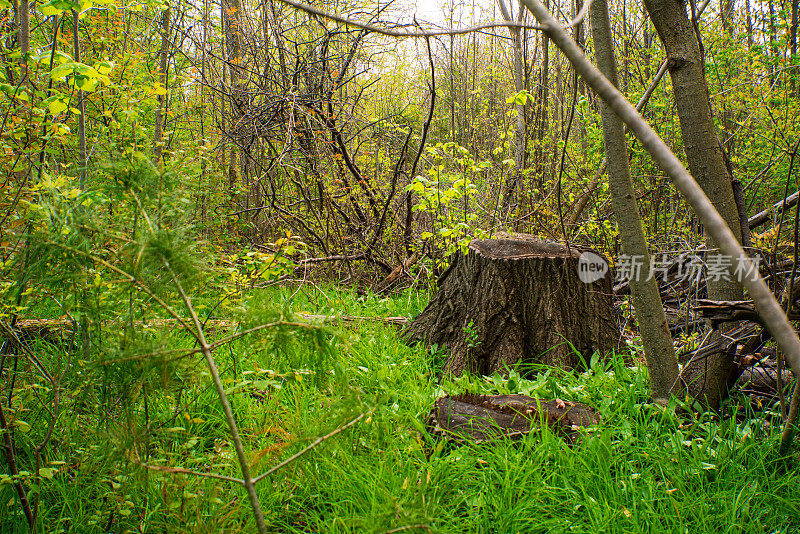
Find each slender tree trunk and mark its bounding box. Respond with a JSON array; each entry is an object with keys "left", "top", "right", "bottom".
[
  {"left": 224, "top": 0, "right": 243, "bottom": 200},
  {"left": 153, "top": 7, "right": 171, "bottom": 164},
  {"left": 623, "top": 0, "right": 629, "bottom": 93},
  {"left": 719, "top": 0, "right": 738, "bottom": 177},
  {"left": 590, "top": 0, "right": 680, "bottom": 400},
  {"left": 719, "top": 0, "right": 732, "bottom": 32},
  {"left": 197, "top": 0, "right": 209, "bottom": 224},
  {"left": 73, "top": 11, "right": 87, "bottom": 188},
  {"left": 644, "top": 0, "right": 743, "bottom": 276},
  {"left": 745, "top": 0, "right": 753, "bottom": 48},
  {"left": 643, "top": 5, "right": 652, "bottom": 80},
  {"left": 769, "top": 0, "right": 778, "bottom": 83},
  {"left": 18, "top": 0, "right": 29, "bottom": 87},
  {"left": 645, "top": 0, "right": 743, "bottom": 407},
  {"left": 535, "top": 0, "right": 549, "bottom": 190},
  {"left": 791, "top": 0, "right": 798, "bottom": 90},
  {"left": 498, "top": 0, "right": 527, "bottom": 215}
]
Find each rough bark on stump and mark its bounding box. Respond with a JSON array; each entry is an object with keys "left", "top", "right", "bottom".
[{"left": 406, "top": 235, "right": 621, "bottom": 376}]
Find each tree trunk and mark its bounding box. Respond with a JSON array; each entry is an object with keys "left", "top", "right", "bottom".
[
  {"left": 534, "top": 0, "right": 549, "bottom": 191},
  {"left": 643, "top": 0, "right": 742, "bottom": 263},
  {"left": 153, "top": 7, "right": 170, "bottom": 164},
  {"left": 645, "top": 0, "right": 743, "bottom": 408},
  {"left": 405, "top": 235, "right": 621, "bottom": 376},
  {"left": 72, "top": 10, "right": 86, "bottom": 188},
  {"left": 792, "top": 0, "right": 798, "bottom": 91},
  {"left": 745, "top": 0, "right": 753, "bottom": 48},
  {"left": 17, "top": 0, "right": 29, "bottom": 87},
  {"left": 589, "top": 0, "right": 680, "bottom": 400},
  {"left": 224, "top": 0, "right": 243, "bottom": 198},
  {"left": 498, "top": 0, "right": 527, "bottom": 217},
  {"left": 769, "top": 0, "right": 778, "bottom": 83}
]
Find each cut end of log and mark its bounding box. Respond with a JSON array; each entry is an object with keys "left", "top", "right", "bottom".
[{"left": 470, "top": 234, "right": 581, "bottom": 260}]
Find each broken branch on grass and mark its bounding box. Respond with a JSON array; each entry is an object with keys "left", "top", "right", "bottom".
[{"left": 748, "top": 190, "right": 800, "bottom": 229}]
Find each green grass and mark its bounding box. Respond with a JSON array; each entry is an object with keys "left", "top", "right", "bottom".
[{"left": 2, "top": 285, "right": 799, "bottom": 533}]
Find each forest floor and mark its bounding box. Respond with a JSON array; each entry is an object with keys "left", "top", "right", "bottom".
[{"left": 4, "top": 285, "right": 800, "bottom": 533}]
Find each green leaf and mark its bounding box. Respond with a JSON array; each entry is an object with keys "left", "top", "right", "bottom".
[
  {"left": 95, "top": 60, "right": 115, "bottom": 75},
  {"left": 40, "top": 0, "right": 77, "bottom": 16},
  {"left": 50, "top": 62, "right": 77, "bottom": 80},
  {"left": 38, "top": 468, "right": 58, "bottom": 479},
  {"left": 13, "top": 420, "right": 31, "bottom": 432},
  {"left": 45, "top": 96, "right": 68, "bottom": 115},
  {"left": 75, "top": 76, "right": 98, "bottom": 91}
]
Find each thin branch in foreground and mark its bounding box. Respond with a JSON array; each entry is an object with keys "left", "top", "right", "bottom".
[
  {"left": 252, "top": 408, "right": 374, "bottom": 484},
  {"left": 134, "top": 462, "right": 246, "bottom": 485},
  {"left": 165, "top": 264, "right": 268, "bottom": 534}
]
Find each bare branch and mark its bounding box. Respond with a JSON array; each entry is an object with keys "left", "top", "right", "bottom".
[
  {"left": 275, "top": 0, "right": 593, "bottom": 37},
  {"left": 133, "top": 461, "right": 245, "bottom": 485}
]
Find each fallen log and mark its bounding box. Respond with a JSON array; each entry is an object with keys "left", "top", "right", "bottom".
[
  {"left": 693, "top": 299, "right": 761, "bottom": 325},
  {"left": 1, "top": 314, "right": 409, "bottom": 342},
  {"left": 426, "top": 393, "right": 601, "bottom": 444},
  {"left": 748, "top": 190, "right": 800, "bottom": 229},
  {"left": 734, "top": 362, "right": 795, "bottom": 403},
  {"left": 694, "top": 299, "right": 800, "bottom": 326}
]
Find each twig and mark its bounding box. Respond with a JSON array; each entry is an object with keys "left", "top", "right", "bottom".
[
  {"left": 134, "top": 462, "right": 245, "bottom": 485},
  {"left": 252, "top": 408, "right": 373, "bottom": 484},
  {"left": 276, "top": 0, "right": 551, "bottom": 36},
  {"left": 166, "top": 265, "right": 268, "bottom": 533}
]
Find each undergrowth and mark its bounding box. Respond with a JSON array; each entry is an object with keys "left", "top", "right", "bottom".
[{"left": 1, "top": 285, "right": 798, "bottom": 533}]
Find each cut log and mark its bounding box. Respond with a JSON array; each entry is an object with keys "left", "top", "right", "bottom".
[
  {"left": 405, "top": 235, "right": 621, "bottom": 376},
  {"left": 426, "top": 393, "right": 601, "bottom": 443},
  {"left": 733, "top": 362, "right": 795, "bottom": 403}
]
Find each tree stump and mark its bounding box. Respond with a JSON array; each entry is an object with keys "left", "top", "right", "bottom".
[{"left": 405, "top": 235, "right": 621, "bottom": 376}]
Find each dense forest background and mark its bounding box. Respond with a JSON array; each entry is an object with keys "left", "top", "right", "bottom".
[
  {"left": 2, "top": 0, "right": 800, "bottom": 531},
  {"left": 2, "top": 0, "right": 797, "bottom": 273}
]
